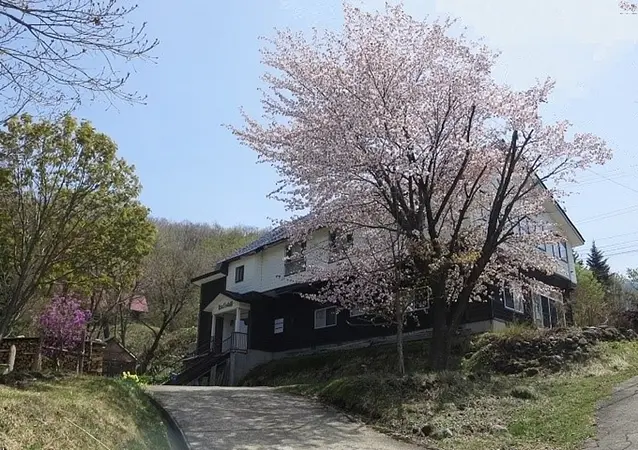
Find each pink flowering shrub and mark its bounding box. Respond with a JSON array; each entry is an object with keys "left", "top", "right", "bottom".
[{"left": 38, "top": 295, "right": 92, "bottom": 370}]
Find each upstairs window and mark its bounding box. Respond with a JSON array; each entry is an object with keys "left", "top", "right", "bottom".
[
  {"left": 558, "top": 241, "right": 568, "bottom": 262},
  {"left": 328, "top": 229, "right": 353, "bottom": 263},
  {"left": 285, "top": 241, "right": 306, "bottom": 276},
  {"left": 234, "top": 265, "right": 245, "bottom": 283}
]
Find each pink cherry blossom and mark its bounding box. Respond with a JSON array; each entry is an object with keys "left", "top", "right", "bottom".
[{"left": 232, "top": 3, "right": 612, "bottom": 370}]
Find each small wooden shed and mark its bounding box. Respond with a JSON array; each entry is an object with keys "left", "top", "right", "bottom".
[{"left": 102, "top": 337, "right": 137, "bottom": 377}]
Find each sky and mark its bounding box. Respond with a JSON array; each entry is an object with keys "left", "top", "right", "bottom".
[{"left": 74, "top": 0, "right": 638, "bottom": 273}]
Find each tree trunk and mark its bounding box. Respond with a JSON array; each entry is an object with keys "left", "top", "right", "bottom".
[
  {"left": 429, "top": 294, "right": 469, "bottom": 371},
  {"left": 138, "top": 323, "right": 167, "bottom": 374},
  {"left": 429, "top": 297, "right": 449, "bottom": 371},
  {"left": 396, "top": 310, "right": 405, "bottom": 376}
]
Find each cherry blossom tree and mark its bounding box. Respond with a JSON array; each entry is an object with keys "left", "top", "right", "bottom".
[
  {"left": 233, "top": 4, "right": 612, "bottom": 370},
  {"left": 303, "top": 223, "right": 427, "bottom": 375},
  {"left": 38, "top": 295, "right": 92, "bottom": 371}
]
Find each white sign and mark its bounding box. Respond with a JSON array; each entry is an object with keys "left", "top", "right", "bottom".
[{"left": 274, "top": 318, "right": 284, "bottom": 334}]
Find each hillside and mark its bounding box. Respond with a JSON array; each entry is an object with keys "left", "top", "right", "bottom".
[
  {"left": 242, "top": 327, "right": 638, "bottom": 450},
  {"left": 0, "top": 375, "right": 172, "bottom": 450}
]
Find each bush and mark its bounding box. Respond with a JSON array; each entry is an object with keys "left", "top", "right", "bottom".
[{"left": 465, "top": 326, "right": 638, "bottom": 375}]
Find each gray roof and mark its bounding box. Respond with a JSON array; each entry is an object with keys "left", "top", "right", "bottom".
[{"left": 221, "top": 226, "right": 288, "bottom": 263}]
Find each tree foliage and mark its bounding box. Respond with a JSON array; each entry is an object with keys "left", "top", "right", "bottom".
[
  {"left": 0, "top": 114, "right": 152, "bottom": 340},
  {"left": 572, "top": 264, "right": 608, "bottom": 326},
  {"left": 233, "top": 4, "right": 611, "bottom": 369},
  {"left": 586, "top": 241, "right": 611, "bottom": 287},
  {"left": 0, "top": 0, "right": 158, "bottom": 118}
]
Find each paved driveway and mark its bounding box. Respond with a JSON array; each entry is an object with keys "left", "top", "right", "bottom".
[
  {"left": 147, "top": 386, "right": 421, "bottom": 450},
  {"left": 583, "top": 377, "right": 638, "bottom": 449}
]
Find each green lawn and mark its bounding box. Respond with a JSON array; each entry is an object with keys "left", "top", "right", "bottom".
[
  {"left": 0, "top": 375, "right": 171, "bottom": 450},
  {"left": 244, "top": 338, "right": 638, "bottom": 450}
]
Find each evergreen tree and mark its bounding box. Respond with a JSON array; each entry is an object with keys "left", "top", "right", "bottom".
[{"left": 587, "top": 241, "right": 612, "bottom": 286}]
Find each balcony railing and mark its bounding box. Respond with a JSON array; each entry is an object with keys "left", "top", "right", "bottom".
[{"left": 220, "top": 332, "right": 248, "bottom": 354}]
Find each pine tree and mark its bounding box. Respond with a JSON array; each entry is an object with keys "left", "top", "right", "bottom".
[{"left": 587, "top": 241, "right": 612, "bottom": 287}]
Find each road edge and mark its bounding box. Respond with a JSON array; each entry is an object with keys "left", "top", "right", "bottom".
[{"left": 144, "top": 389, "right": 191, "bottom": 450}]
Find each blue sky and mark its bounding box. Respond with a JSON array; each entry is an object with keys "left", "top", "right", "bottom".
[{"left": 75, "top": 0, "right": 638, "bottom": 272}]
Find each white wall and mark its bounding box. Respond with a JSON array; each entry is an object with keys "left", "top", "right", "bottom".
[
  {"left": 226, "top": 228, "right": 332, "bottom": 294},
  {"left": 225, "top": 212, "right": 580, "bottom": 294},
  {"left": 226, "top": 254, "right": 260, "bottom": 293}
]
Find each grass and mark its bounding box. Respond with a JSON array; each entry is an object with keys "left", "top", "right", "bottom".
[
  {"left": 244, "top": 336, "right": 638, "bottom": 450},
  {"left": 0, "top": 375, "right": 171, "bottom": 450}
]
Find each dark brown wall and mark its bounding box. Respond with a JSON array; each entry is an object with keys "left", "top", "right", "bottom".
[{"left": 196, "top": 278, "right": 226, "bottom": 354}]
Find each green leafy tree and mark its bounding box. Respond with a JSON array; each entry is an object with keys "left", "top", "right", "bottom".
[
  {"left": 586, "top": 241, "right": 612, "bottom": 287},
  {"left": 0, "top": 114, "right": 152, "bottom": 341},
  {"left": 572, "top": 264, "right": 609, "bottom": 326}
]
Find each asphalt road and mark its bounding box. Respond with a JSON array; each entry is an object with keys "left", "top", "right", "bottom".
[
  {"left": 147, "top": 386, "right": 422, "bottom": 450},
  {"left": 583, "top": 376, "right": 638, "bottom": 450}
]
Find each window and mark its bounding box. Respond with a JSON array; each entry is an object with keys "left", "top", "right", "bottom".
[
  {"left": 558, "top": 241, "right": 568, "bottom": 262},
  {"left": 328, "top": 229, "right": 354, "bottom": 262},
  {"left": 234, "top": 265, "right": 245, "bottom": 283},
  {"left": 314, "top": 306, "right": 337, "bottom": 329},
  {"left": 285, "top": 241, "right": 306, "bottom": 276},
  {"left": 502, "top": 285, "right": 524, "bottom": 313},
  {"left": 537, "top": 243, "right": 546, "bottom": 252},
  {"left": 404, "top": 290, "right": 430, "bottom": 313},
  {"left": 350, "top": 308, "right": 365, "bottom": 317},
  {"left": 274, "top": 318, "right": 284, "bottom": 334}
]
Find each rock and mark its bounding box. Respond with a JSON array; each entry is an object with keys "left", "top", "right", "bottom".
[
  {"left": 432, "top": 428, "right": 453, "bottom": 440},
  {"left": 420, "top": 424, "right": 434, "bottom": 436},
  {"left": 578, "top": 337, "right": 589, "bottom": 346}
]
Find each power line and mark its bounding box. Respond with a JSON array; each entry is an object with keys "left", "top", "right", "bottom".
[
  {"left": 584, "top": 168, "right": 638, "bottom": 195},
  {"left": 595, "top": 231, "right": 638, "bottom": 242},
  {"left": 578, "top": 204, "right": 638, "bottom": 224}
]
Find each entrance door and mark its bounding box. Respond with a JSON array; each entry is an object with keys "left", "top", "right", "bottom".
[{"left": 213, "top": 315, "right": 223, "bottom": 353}]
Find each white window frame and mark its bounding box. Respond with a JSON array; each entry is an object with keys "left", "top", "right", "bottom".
[
  {"left": 314, "top": 306, "right": 337, "bottom": 329},
  {"left": 328, "top": 229, "right": 354, "bottom": 263},
  {"left": 502, "top": 284, "right": 525, "bottom": 314},
  {"left": 234, "top": 265, "right": 245, "bottom": 283},
  {"left": 404, "top": 290, "right": 430, "bottom": 313},
  {"left": 284, "top": 241, "right": 306, "bottom": 276}
]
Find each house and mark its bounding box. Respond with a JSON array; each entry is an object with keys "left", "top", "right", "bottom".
[
  {"left": 129, "top": 295, "right": 148, "bottom": 321},
  {"left": 175, "top": 200, "right": 584, "bottom": 386}
]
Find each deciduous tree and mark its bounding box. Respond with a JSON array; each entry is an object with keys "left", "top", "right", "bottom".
[
  {"left": 0, "top": 0, "right": 158, "bottom": 118},
  {"left": 233, "top": 4, "right": 611, "bottom": 370},
  {"left": 0, "top": 114, "right": 150, "bottom": 341},
  {"left": 572, "top": 264, "right": 608, "bottom": 326}
]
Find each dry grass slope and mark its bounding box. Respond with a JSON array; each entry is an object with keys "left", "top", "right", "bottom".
[
  {"left": 244, "top": 329, "right": 638, "bottom": 450},
  {"left": 0, "top": 376, "right": 170, "bottom": 450}
]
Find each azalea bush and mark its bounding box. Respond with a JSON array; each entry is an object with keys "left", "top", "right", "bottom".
[{"left": 38, "top": 295, "right": 92, "bottom": 371}]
